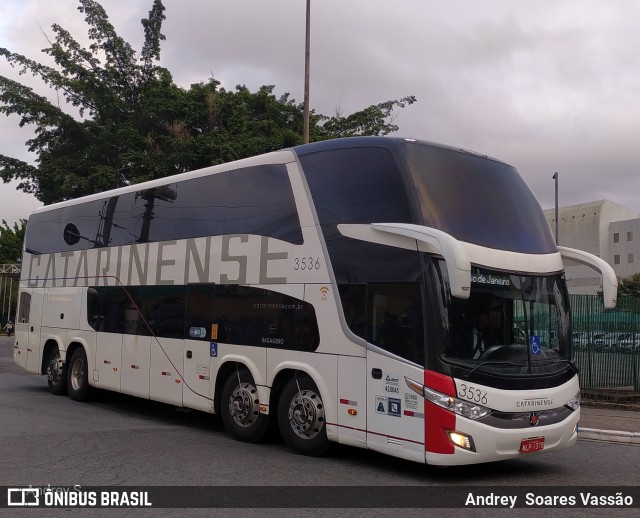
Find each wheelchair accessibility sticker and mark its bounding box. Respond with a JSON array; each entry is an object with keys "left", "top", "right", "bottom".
[{"left": 530, "top": 335, "right": 541, "bottom": 355}]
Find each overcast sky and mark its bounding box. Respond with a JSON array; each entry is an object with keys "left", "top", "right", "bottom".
[{"left": 1, "top": 0, "right": 639, "bottom": 226}]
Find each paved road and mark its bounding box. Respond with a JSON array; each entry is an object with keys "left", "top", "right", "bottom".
[{"left": 0, "top": 336, "right": 638, "bottom": 517}]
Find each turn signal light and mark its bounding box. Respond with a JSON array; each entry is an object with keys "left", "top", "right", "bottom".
[{"left": 446, "top": 430, "right": 476, "bottom": 452}]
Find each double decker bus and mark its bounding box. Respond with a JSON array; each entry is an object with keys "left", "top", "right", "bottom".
[{"left": 13, "top": 137, "right": 617, "bottom": 465}]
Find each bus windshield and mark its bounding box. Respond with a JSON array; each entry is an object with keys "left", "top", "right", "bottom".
[
  {"left": 440, "top": 265, "right": 572, "bottom": 376},
  {"left": 404, "top": 142, "right": 557, "bottom": 254}
]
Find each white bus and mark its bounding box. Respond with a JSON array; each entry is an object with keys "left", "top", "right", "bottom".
[{"left": 14, "top": 137, "right": 617, "bottom": 465}]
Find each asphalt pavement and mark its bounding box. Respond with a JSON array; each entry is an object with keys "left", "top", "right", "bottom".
[{"left": 1, "top": 333, "right": 638, "bottom": 444}]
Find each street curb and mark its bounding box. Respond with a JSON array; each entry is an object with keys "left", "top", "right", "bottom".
[{"left": 579, "top": 427, "right": 640, "bottom": 444}]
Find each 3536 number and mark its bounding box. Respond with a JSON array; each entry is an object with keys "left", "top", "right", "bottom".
[
  {"left": 293, "top": 257, "right": 321, "bottom": 270},
  {"left": 457, "top": 384, "right": 488, "bottom": 405}
]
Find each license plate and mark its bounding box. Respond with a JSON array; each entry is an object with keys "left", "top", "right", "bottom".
[{"left": 520, "top": 437, "right": 545, "bottom": 453}]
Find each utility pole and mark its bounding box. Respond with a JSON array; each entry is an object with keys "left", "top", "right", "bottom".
[
  {"left": 303, "top": 0, "right": 311, "bottom": 144},
  {"left": 553, "top": 172, "right": 559, "bottom": 245}
]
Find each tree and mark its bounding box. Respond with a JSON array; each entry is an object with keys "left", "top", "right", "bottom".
[
  {"left": 0, "top": 219, "right": 26, "bottom": 263},
  {"left": 1, "top": 0, "right": 416, "bottom": 204},
  {"left": 618, "top": 273, "right": 640, "bottom": 300}
]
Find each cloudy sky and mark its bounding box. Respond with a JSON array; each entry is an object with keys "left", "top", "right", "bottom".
[{"left": 1, "top": 0, "right": 639, "bottom": 226}]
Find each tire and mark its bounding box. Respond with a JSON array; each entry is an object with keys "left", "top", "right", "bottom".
[
  {"left": 278, "top": 375, "right": 330, "bottom": 456},
  {"left": 220, "top": 367, "right": 270, "bottom": 443},
  {"left": 46, "top": 347, "right": 67, "bottom": 396},
  {"left": 66, "top": 348, "right": 91, "bottom": 402}
]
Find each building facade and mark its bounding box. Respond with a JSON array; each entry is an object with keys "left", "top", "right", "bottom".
[{"left": 544, "top": 200, "right": 640, "bottom": 294}]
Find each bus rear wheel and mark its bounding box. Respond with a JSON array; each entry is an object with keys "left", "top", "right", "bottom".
[
  {"left": 278, "top": 375, "right": 330, "bottom": 456},
  {"left": 67, "top": 348, "right": 91, "bottom": 402},
  {"left": 220, "top": 367, "right": 269, "bottom": 443},
  {"left": 46, "top": 347, "right": 67, "bottom": 395}
]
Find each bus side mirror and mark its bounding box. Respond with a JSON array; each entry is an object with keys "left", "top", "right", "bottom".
[
  {"left": 558, "top": 246, "right": 618, "bottom": 309},
  {"left": 372, "top": 223, "right": 471, "bottom": 299}
]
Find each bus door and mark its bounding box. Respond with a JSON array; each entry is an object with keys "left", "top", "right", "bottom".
[
  {"left": 182, "top": 284, "right": 216, "bottom": 413},
  {"left": 24, "top": 289, "right": 45, "bottom": 374},
  {"left": 365, "top": 282, "right": 426, "bottom": 463},
  {"left": 14, "top": 290, "right": 34, "bottom": 370}
]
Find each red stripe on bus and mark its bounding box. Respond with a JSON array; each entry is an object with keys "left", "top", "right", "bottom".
[{"left": 424, "top": 370, "right": 455, "bottom": 454}]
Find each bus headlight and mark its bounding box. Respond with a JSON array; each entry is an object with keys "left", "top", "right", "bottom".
[
  {"left": 405, "top": 377, "right": 492, "bottom": 420},
  {"left": 565, "top": 391, "right": 580, "bottom": 411}
]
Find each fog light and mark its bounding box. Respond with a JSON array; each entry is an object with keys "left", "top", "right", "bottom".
[{"left": 446, "top": 430, "right": 476, "bottom": 452}]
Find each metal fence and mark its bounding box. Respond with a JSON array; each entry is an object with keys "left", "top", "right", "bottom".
[{"left": 571, "top": 294, "right": 640, "bottom": 406}]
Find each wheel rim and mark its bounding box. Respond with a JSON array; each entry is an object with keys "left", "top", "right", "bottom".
[
  {"left": 47, "top": 352, "right": 62, "bottom": 385},
  {"left": 70, "top": 356, "right": 85, "bottom": 392},
  {"left": 228, "top": 382, "right": 260, "bottom": 428},
  {"left": 288, "top": 388, "right": 324, "bottom": 439}
]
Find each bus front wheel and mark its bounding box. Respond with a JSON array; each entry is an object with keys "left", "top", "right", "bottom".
[
  {"left": 278, "top": 375, "right": 330, "bottom": 456},
  {"left": 46, "top": 347, "right": 67, "bottom": 396},
  {"left": 67, "top": 348, "right": 91, "bottom": 402},
  {"left": 220, "top": 367, "right": 270, "bottom": 443}
]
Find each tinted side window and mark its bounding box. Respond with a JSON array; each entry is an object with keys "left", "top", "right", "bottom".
[
  {"left": 25, "top": 164, "right": 302, "bottom": 254},
  {"left": 300, "top": 147, "right": 413, "bottom": 225},
  {"left": 212, "top": 285, "right": 319, "bottom": 351},
  {"left": 91, "top": 283, "right": 319, "bottom": 351},
  {"left": 18, "top": 292, "right": 31, "bottom": 324},
  {"left": 367, "top": 282, "right": 424, "bottom": 365},
  {"left": 136, "top": 285, "right": 186, "bottom": 339},
  {"left": 91, "top": 285, "right": 186, "bottom": 338},
  {"left": 338, "top": 282, "right": 424, "bottom": 366},
  {"left": 185, "top": 283, "right": 216, "bottom": 340},
  {"left": 300, "top": 147, "right": 417, "bottom": 285},
  {"left": 225, "top": 165, "right": 303, "bottom": 243},
  {"left": 326, "top": 239, "right": 422, "bottom": 284}
]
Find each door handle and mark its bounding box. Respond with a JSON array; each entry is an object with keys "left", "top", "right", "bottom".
[{"left": 371, "top": 368, "right": 382, "bottom": 379}]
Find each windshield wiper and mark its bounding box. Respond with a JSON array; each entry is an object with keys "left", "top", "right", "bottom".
[
  {"left": 532, "top": 359, "right": 579, "bottom": 374},
  {"left": 465, "top": 358, "right": 579, "bottom": 378},
  {"left": 465, "top": 361, "right": 525, "bottom": 378}
]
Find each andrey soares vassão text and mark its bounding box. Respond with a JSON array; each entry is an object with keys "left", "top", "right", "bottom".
[{"left": 465, "top": 491, "right": 634, "bottom": 508}]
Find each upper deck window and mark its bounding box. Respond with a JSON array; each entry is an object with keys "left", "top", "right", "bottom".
[
  {"left": 300, "top": 146, "right": 413, "bottom": 226},
  {"left": 25, "top": 164, "right": 302, "bottom": 254}
]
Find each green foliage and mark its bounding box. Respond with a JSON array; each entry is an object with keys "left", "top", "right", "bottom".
[
  {"left": 618, "top": 273, "right": 640, "bottom": 300},
  {"left": 0, "top": 219, "right": 26, "bottom": 263},
  {"left": 0, "top": 0, "right": 416, "bottom": 204}
]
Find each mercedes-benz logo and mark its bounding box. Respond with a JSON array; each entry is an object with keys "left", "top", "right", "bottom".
[{"left": 529, "top": 412, "right": 540, "bottom": 426}]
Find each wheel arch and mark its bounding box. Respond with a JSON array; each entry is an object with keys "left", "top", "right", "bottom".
[
  {"left": 65, "top": 340, "right": 93, "bottom": 386},
  {"left": 65, "top": 341, "right": 86, "bottom": 364},
  {"left": 41, "top": 339, "right": 62, "bottom": 375}
]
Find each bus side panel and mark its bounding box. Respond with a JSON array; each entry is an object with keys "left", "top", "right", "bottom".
[
  {"left": 94, "top": 332, "right": 122, "bottom": 391},
  {"left": 366, "top": 350, "right": 425, "bottom": 463},
  {"left": 14, "top": 324, "right": 28, "bottom": 370},
  {"left": 121, "top": 335, "right": 151, "bottom": 399},
  {"left": 183, "top": 339, "right": 214, "bottom": 413},
  {"left": 336, "top": 356, "right": 367, "bottom": 447},
  {"left": 42, "top": 288, "right": 81, "bottom": 330},
  {"left": 150, "top": 337, "right": 183, "bottom": 406}
]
